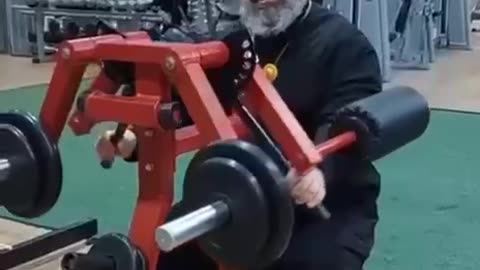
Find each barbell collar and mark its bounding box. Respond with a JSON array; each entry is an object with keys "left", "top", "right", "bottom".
[
  {"left": 156, "top": 201, "right": 230, "bottom": 252},
  {"left": 61, "top": 253, "right": 115, "bottom": 270}
]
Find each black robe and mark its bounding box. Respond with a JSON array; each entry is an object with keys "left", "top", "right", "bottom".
[{"left": 254, "top": 2, "right": 382, "bottom": 220}]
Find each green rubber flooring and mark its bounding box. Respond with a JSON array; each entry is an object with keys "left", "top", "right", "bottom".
[{"left": 1, "top": 84, "right": 479, "bottom": 270}]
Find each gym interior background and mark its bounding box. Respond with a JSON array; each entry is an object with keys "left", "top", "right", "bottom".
[{"left": 0, "top": 0, "right": 480, "bottom": 269}]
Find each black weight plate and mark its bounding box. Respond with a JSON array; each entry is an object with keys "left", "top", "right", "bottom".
[
  {"left": 89, "top": 233, "right": 137, "bottom": 270},
  {"left": 187, "top": 140, "right": 294, "bottom": 269},
  {"left": 0, "top": 124, "right": 40, "bottom": 210},
  {"left": 0, "top": 111, "right": 62, "bottom": 218},
  {"left": 184, "top": 157, "right": 269, "bottom": 269},
  {"left": 134, "top": 247, "right": 148, "bottom": 270}
]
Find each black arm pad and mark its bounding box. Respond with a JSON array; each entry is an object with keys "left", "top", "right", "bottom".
[{"left": 328, "top": 86, "right": 430, "bottom": 161}]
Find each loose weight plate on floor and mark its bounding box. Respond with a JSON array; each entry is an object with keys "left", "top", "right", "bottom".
[
  {"left": 0, "top": 111, "right": 62, "bottom": 218},
  {"left": 88, "top": 234, "right": 145, "bottom": 270},
  {"left": 184, "top": 140, "right": 294, "bottom": 269}
]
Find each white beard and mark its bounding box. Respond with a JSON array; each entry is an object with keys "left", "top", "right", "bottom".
[{"left": 239, "top": 0, "right": 308, "bottom": 37}]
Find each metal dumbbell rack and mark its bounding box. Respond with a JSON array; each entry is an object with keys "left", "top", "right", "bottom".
[{"left": 5, "top": 0, "right": 169, "bottom": 63}]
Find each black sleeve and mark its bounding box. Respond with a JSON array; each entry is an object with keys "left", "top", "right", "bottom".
[
  {"left": 314, "top": 30, "right": 382, "bottom": 188},
  {"left": 314, "top": 31, "right": 382, "bottom": 126}
]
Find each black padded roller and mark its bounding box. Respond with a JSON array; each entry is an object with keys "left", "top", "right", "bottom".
[{"left": 328, "top": 86, "right": 430, "bottom": 160}]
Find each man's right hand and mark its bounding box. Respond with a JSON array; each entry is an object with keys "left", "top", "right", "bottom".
[
  {"left": 287, "top": 167, "right": 327, "bottom": 208},
  {"left": 95, "top": 129, "right": 137, "bottom": 162}
]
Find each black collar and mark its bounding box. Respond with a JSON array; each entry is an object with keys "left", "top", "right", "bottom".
[{"left": 284, "top": 0, "right": 313, "bottom": 38}]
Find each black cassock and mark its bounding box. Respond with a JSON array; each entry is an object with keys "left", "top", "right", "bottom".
[{"left": 158, "top": 2, "right": 383, "bottom": 270}]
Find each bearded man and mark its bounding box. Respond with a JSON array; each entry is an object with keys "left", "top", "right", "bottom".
[{"left": 96, "top": 0, "right": 383, "bottom": 269}]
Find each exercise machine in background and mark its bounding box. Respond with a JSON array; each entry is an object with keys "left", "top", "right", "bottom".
[
  {"left": 388, "top": 0, "right": 472, "bottom": 70},
  {"left": 470, "top": 0, "right": 480, "bottom": 31},
  {"left": 325, "top": 0, "right": 473, "bottom": 73}
]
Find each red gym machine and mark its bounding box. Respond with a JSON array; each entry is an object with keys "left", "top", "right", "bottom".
[{"left": 33, "top": 27, "right": 429, "bottom": 270}]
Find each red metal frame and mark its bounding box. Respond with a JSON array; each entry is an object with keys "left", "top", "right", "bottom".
[{"left": 39, "top": 32, "right": 358, "bottom": 270}]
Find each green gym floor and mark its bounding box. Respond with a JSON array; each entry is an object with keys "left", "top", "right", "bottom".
[{"left": 0, "top": 82, "right": 479, "bottom": 270}]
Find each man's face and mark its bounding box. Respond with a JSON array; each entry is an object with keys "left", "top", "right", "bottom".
[{"left": 239, "top": 0, "right": 308, "bottom": 37}]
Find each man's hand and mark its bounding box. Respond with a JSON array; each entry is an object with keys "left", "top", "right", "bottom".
[
  {"left": 95, "top": 129, "right": 137, "bottom": 161},
  {"left": 287, "top": 168, "right": 326, "bottom": 208}
]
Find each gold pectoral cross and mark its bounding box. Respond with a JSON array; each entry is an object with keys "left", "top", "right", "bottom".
[
  {"left": 262, "top": 42, "right": 289, "bottom": 82},
  {"left": 264, "top": 63, "right": 279, "bottom": 82}
]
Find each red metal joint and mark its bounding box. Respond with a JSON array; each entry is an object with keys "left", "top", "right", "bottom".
[
  {"left": 59, "top": 31, "right": 151, "bottom": 63},
  {"left": 195, "top": 41, "right": 229, "bottom": 68},
  {"left": 59, "top": 35, "right": 123, "bottom": 62},
  {"left": 158, "top": 102, "right": 184, "bottom": 130},
  {"left": 68, "top": 111, "right": 95, "bottom": 135},
  {"left": 168, "top": 41, "right": 229, "bottom": 69},
  {"left": 84, "top": 92, "right": 161, "bottom": 128}
]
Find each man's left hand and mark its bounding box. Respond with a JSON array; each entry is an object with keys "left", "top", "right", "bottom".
[{"left": 287, "top": 168, "right": 326, "bottom": 208}]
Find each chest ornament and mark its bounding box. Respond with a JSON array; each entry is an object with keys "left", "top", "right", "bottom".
[{"left": 263, "top": 63, "right": 279, "bottom": 82}]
